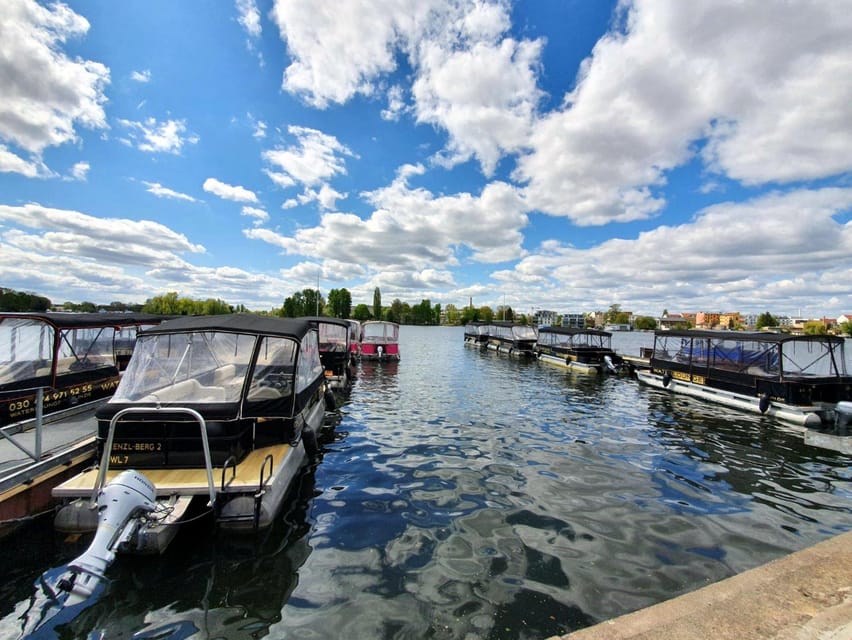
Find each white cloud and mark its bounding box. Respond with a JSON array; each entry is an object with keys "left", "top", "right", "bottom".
[
  {"left": 0, "top": 145, "right": 47, "bottom": 178},
  {"left": 245, "top": 168, "right": 528, "bottom": 276},
  {"left": 381, "top": 85, "right": 407, "bottom": 121},
  {"left": 203, "top": 177, "right": 259, "bottom": 203},
  {"left": 118, "top": 117, "right": 199, "bottom": 154},
  {"left": 236, "top": 0, "right": 261, "bottom": 38},
  {"left": 69, "top": 161, "right": 90, "bottom": 181},
  {"left": 491, "top": 188, "right": 852, "bottom": 314},
  {"left": 0, "top": 0, "right": 110, "bottom": 156},
  {"left": 270, "top": 0, "right": 543, "bottom": 176},
  {"left": 515, "top": 0, "right": 852, "bottom": 224},
  {"left": 143, "top": 181, "right": 199, "bottom": 202},
  {"left": 262, "top": 126, "right": 354, "bottom": 188},
  {"left": 241, "top": 205, "right": 269, "bottom": 225},
  {"left": 412, "top": 36, "right": 544, "bottom": 175},
  {"left": 0, "top": 203, "right": 206, "bottom": 255},
  {"left": 130, "top": 69, "right": 151, "bottom": 83}
]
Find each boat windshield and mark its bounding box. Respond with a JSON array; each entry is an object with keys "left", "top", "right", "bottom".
[
  {"left": 317, "top": 323, "right": 348, "bottom": 352},
  {"left": 0, "top": 318, "right": 55, "bottom": 387},
  {"left": 112, "top": 331, "right": 256, "bottom": 404},
  {"left": 0, "top": 317, "right": 116, "bottom": 388},
  {"left": 362, "top": 323, "right": 398, "bottom": 342},
  {"left": 512, "top": 326, "right": 537, "bottom": 340}
]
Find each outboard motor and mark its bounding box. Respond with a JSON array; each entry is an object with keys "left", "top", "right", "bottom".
[
  {"left": 603, "top": 355, "right": 620, "bottom": 374},
  {"left": 377, "top": 345, "right": 384, "bottom": 359},
  {"left": 834, "top": 401, "right": 852, "bottom": 435},
  {"left": 35, "top": 471, "right": 156, "bottom": 622}
]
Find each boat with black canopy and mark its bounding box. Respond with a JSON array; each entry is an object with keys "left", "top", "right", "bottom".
[
  {"left": 486, "top": 321, "right": 537, "bottom": 357},
  {"left": 301, "top": 316, "right": 355, "bottom": 392},
  {"left": 463, "top": 321, "right": 490, "bottom": 348},
  {"left": 635, "top": 330, "right": 852, "bottom": 437},
  {"left": 535, "top": 326, "right": 623, "bottom": 373},
  {"left": 52, "top": 314, "right": 327, "bottom": 561},
  {"left": 1, "top": 312, "right": 171, "bottom": 537}
]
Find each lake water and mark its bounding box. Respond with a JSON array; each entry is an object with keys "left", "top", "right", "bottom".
[{"left": 2, "top": 326, "right": 851, "bottom": 639}]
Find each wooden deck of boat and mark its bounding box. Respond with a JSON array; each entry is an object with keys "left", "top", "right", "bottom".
[{"left": 52, "top": 444, "right": 294, "bottom": 497}]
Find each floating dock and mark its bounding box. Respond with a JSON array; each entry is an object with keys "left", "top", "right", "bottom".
[
  {"left": 0, "top": 402, "right": 100, "bottom": 536},
  {"left": 554, "top": 529, "right": 852, "bottom": 639}
]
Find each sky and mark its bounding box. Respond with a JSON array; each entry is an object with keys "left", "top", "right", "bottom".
[{"left": 1, "top": 0, "right": 851, "bottom": 319}]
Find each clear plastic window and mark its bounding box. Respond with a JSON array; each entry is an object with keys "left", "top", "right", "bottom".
[{"left": 114, "top": 331, "right": 254, "bottom": 403}]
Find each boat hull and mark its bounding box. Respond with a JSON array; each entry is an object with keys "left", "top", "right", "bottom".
[
  {"left": 635, "top": 369, "right": 826, "bottom": 427},
  {"left": 536, "top": 352, "right": 601, "bottom": 374}
]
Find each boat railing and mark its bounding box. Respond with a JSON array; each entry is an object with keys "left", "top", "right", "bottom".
[
  {"left": 0, "top": 387, "right": 47, "bottom": 461},
  {"left": 93, "top": 406, "right": 217, "bottom": 509}
]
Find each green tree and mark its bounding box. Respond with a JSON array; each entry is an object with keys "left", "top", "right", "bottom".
[
  {"left": 445, "top": 303, "right": 460, "bottom": 325},
  {"left": 433, "top": 303, "right": 441, "bottom": 325},
  {"left": 755, "top": 311, "right": 778, "bottom": 330},
  {"left": 478, "top": 306, "right": 494, "bottom": 322},
  {"left": 496, "top": 305, "right": 514, "bottom": 321},
  {"left": 352, "top": 304, "right": 371, "bottom": 321},
  {"left": 372, "top": 287, "right": 382, "bottom": 319},
  {"left": 605, "top": 304, "right": 630, "bottom": 325},
  {"left": 840, "top": 321, "right": 852, "bottom": 336},
  {"left": 0, "top": 288, "right": 51, "bottom": 311},
  {"left": 327, "top": 288, "right": 352, "bottom": 318},
  {"left": 460, "top": 306, "right": 478, "bottom": 324},
  {"left": 803, "top": 321, "right": 827, "bottom": 335},
  {"left": 633, "top": 315, "right": 657, "bottom": 330},
  {"left": 143, "top": 292, "right": 181, "bottom": 315}
]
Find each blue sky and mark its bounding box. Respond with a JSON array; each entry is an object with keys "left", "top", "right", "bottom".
[{"left": 1, "top": 0, "right": 851, "bottom": 318}]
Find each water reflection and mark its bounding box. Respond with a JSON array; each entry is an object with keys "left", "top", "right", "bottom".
[{"left": 1, "top": 327, "right": 850, "bottom": 639}]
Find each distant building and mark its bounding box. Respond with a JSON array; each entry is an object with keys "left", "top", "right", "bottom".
[
  {"left": 533, "top": 309, "right": 558, "bottom": 327},
  {"left": 695, "top": 312, "right": 721, "bottom": 329},
  {"left": 719, "top": 312, "right": 742, "bottom": 329},
  {"left": 659, "top": 313, "right": 689, "bottom": 330},
  {"left": 561, "top": 313, "right": 586, "bottom": 328}
]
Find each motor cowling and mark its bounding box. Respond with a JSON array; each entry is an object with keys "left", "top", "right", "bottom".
[
  {"left": 59, "top": 471, "right": 156, "bottom": 605},
  {"left": 834, "top": 401, "right": 852, "bottom": 435}
]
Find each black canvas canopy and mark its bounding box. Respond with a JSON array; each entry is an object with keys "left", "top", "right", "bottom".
[
  {"left": 141, "top": 314, "right": 313, "bottom": 340},
  {"left": 0, "top": 312, "right": 167, "bottom": 330},
  {"left": 653, "top": 329, "right": 845, "bottom": 346},
  {"left": 539, "top": 327, "right": 611, "bottom": 338}
]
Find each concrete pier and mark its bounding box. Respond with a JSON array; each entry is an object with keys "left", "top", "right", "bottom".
[{"left": 554, "top": 529, "right": 852, "bottom": 640}]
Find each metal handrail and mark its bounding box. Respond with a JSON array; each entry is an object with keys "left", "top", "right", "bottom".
[
  {"left": 0, "top": 388, "right": 45, "bottom": 461},
  {"left": 92, "top": 406, "right": 217, "bottom": 508}
]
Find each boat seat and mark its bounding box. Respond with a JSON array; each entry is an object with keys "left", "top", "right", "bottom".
[
  {"left": 212, "top": 364, "right": 237, "bottom": 385},
  {"left": 142, "top": 378, "right": 227, "bottom": 403}
]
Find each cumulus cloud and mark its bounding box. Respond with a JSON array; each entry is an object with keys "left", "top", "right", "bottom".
[
  {"left": 0, "top": 145, "right": 47, "bottom": 178},
  {"left": 241, "top": 205, "right": 269, "bottom": 225},
  {"left": 69, "top": 161, "right": 90, "bottom": 181},
  {"left": 0, "top": 0, "right": 109, "bottom": 172},
  {"left": 118, "top": 117, "right": 199, "bottom": 154},
  {"left": 381, "top": 85, "right": 407, "bottom": 121},
  {"left": 515, "top": 0, "right": 852, "bottom": 224},
  {"left": 270, "top": 0, "right": 543, "bottom": 175},
  {"left": 0, "top": 203, "right": 206, "bottom": 255},
  {"left": 130, "top": 69, "right": 151, "bottom": 83},
  {"left": 143, "top": 181, "right": 199, "bottom": 202},
  {"left": 203, "top": 178, "right": 259, "bottom": 203},
  {"left": 262, "top": 125, "right": 354, "bottom": 210},
  {"left": 491, "top": 188, "right": 852, "bottom": 314},
  {"left": 246, "top": 166, "right": 527, "bottom": 279}
]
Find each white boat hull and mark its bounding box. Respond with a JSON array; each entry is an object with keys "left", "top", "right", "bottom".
[
  {"left": 536, "top": 353, "right": 601, "bottom": 374},
  {"left": 635, "top": 370, "right": 825, "bottom": 428}
]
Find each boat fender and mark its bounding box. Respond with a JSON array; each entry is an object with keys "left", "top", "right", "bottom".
[
  {"left": 758, "top": 393, "right": 771, "bottom": 414},
  {"left": 302, "top": 427, "right": 319, "bottom": 457},
  {"left": 662, "top": 372, "right": 672, "bottom": 388},
  {"left": 324, "top": 387, "right": 336, "bottom": 411}
]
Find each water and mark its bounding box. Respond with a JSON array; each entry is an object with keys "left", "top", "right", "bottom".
[{"left": 2, "top": 326, "right": 851, "bottom": 639}]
